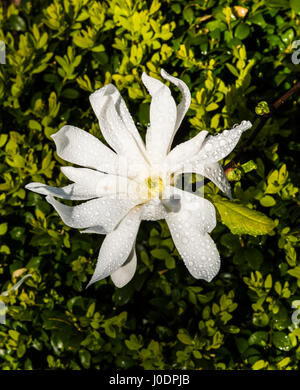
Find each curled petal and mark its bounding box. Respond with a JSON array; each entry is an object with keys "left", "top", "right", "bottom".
[
  {"left": 25, "top": 182, "right": 98, "bottom": 200},
  {"left": 52, "top": 125, "right": 118, "bottom": 174},
  {"left": 161, "top": 69, "right": 191, "bottom": 144},
  {"left": 46, "top": 195, "right": 138, "bottom": 233},
  {"left": 142, "top": 72, "right": 177, "bottom": 163},
  {"left": 89, "top": 83, "right": 146, "bottom": 156},
  {"left": 91, "top": 96, "right": 147, "bottom": 168},
  {"left": 111, "top": 246, "right": 137, "bottom": 288},
  {"left": 87, "top": 207, "right": 141, "bottom": 287},
  {"left": 195, "top": 162, "right": 232, "bottom": 199},
  {"left": 173, "top": 161, "right": 232, "bottom": 199},
  {"left": 193, "top": 121, "right": 252, "bottom": 164}
]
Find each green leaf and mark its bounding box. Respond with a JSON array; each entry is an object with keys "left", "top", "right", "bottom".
[
  {"left": 206, "top": 102, "right": 219, "bottom": 111},
  {"left": 177, "top": 332, "right": 193, "bottom": 345},
  {"left": 61, "top": 89, "right": 80, "bottom": 99},
  {"left": 226, "top": 63, "right": 239, "bottom": 77},
  {"left": 213, "top": 198, "right": 276, "bottom": 235},
  {"left": 277, "top": 357, "right": 291, "bottom": 368},
  {"left": 0, "top": 134, "right": 8, "bottom": 147},
  {"left": 9, "top": 15, "right": 26, "bottom": 31},
  {"left": 151, "top": 248, "right": 169, "bottom": 260},
  {"left": 287, "top": 266, "right": 300, "bottom": 279},
  {"left": 165, "top": 256, "right": 175, "bottom": 269},
  {"left": 260, "top": 195, "right": 276, "bottom": 207},
  {"left": 272, "top": 332, "right": 292, "bottom": 351},
  {"left": 125, "top": 335, "right": 143, "bottom": 351},
  {"left": 248, "top": 331, "right": 268, "bottom": 346},
  {"left": 183, "top": 8, "right": 194, "bottom": 24},
  {"left": 290, "top": 0, "right": 300, "bottom": 13},
  {"left": 252, "top": 359, "right": 267, "bottom": 370},
  {"left": 79, "top": 349, "right": 91, "bottom": 369},
  {"left": 235, "top": 23, "right": 250, "bottom": 40},
  {"left": 0, "top": 222, "right": 8, "bottom": 235},
  {"left": 253, "top": 313, "right": 269, "bottom": 327},
  {"left": 29, "top": 120, "right": 42, "bottom": 131},
  {"left": 10, "top": 226, "right": 25, "bottom": 243}
]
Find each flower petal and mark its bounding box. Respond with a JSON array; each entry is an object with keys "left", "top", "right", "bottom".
[
  {"left": 164, "top": 188, "right": 220, "bottom": 282},
  {"left": 161, "top": 69, "right": 191, "bottom": 141},
  {"left": 165, "top": 130, "right": 208, "bottom": 172},
  {"left": 46, "top": 195, "right": 138, "bottom": 233},
  {"left": 91, "top": 95, "right": 147, "bottom": 168},
  {"left": 142, "top": 72, "right": 177, "bottom": 163},
  {"left": 193, "top": 121, "right": 252, "bottom": 164},
  {"left": 195, "top": 162, "right": 232, "bottom": 198},
  {"left": 87, "top": 207, "right": 141, "bottom": 287},
  {"left": 51, "top": 125, "right": 118, "bottom": 173},
  {"left": 89, "top": 83, "right": 146, "bottom": 156},
  {"left": 140, "top": 196, "right": 168, "bottom": 221},
  {"left": 110, "top": 246, "right": 137, "bottom": 288},
  {"left": 167, "top": 223, "right": 220, "bottom": 282},
  {"left": 163, "top": 186, "right": 216, "bottom": 233},
  {"left": 173, "top": 161, "right": 232, "bottom": 199},
  {"left": 25, "top": 182, "right": 97, "bottom": 200},
  {"left": 80, "top": 226, "right": 107, "bottom": 234},
  {"left": 61, "top": 166, "right": 139, "bottom": 198}
]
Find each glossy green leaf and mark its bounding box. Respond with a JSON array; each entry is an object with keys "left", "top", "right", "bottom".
[{"left": 213, "top": 198, "right": 276, "bottom": 235}]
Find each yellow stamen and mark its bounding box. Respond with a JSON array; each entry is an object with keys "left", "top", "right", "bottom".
[{"left": 145, "top": 176, "right": 164, "bottom": 199}]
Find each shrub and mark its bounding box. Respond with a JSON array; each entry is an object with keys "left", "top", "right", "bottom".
[{"left": 0, "top": 0, "right": 299, "bottom": 370}]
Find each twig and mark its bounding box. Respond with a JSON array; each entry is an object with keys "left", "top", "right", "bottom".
[{"left": 224, "top": 80, "right": 300, "bottom": 170}]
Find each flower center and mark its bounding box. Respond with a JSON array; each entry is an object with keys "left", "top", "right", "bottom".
[{"left": 145, "top": 176, "right": 164, "bottom": 199}]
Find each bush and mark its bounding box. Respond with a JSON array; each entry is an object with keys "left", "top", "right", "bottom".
[{"left": 0, "top": 0, "right": 299, "bottom": 370}]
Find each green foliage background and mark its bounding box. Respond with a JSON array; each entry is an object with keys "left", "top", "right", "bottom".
[{"left": 0, "top": 0, "right": 300, "bottom": 370}]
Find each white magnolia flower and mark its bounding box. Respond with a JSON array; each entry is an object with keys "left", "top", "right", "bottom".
[{"left": 26, "top": 70, "right": 252, "bottom": 288}]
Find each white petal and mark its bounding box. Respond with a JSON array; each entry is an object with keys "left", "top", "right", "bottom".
[
  {"left": 163, "top": 186, "right": 216, "bottom": 233},
  {"left": 196, "top": 162, "right": 232, "bottom": 198},
  {"left": 25, "top": 182, "right": 97, "bottom": 200},
  {"left": 193, "top": 120, "right": 252, "bottom": 164},
  {"left": 140, "top": 197, "right": 168, "bottom": 221},
  {"left": 91, "top": 95, "right": 146, "bottom": 166},
  {"left": 87, "top": 207, "right": 141, "bottom": 287},
  {"left": 165, "top": 130, "right": 208, "bottom": 172},
  {"left": 89, "top": 83, "right": 146, "bottom": 156},
  {"left": 142, "top": 72, "right": 177, "bottom": 163},
  {"left": 161, "top": 69, "right": 191, "bottom": 139},
  {"left": 167, "top": 222, "right": 220, "bottom": 282},
  {"left": 164, "top": 189, "right": 220, "bottom": 282},
  {"left": 173, "top": 162, "right": 232, "bottom": 199},
  {"left": 61, "top": 166, "right": 139, "bottom": 198},
  {"left": 52, "top": 125, "right": 118, "bottom": 174},
  {"left": 61, "top": 166, "right": 106, "bottom": 184},
  {"left": 46, "top": 195, "right": 138, "bottom": 233},
  {"left": 111, "top": 246, "right": 137, "bottom": 288},
  {"left": 80, "top": 226, "right": 107, "bottom": 234}
]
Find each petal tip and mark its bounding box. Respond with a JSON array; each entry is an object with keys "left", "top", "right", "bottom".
[
  {"left": 160, "top": 68, "right": 168, "bottom": 78},
  {"left": 45, "top": 195, "right": 54, "bottom": 204},
  {"left": 25, "top": 183, "right": 34, "bottom": 190}
]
